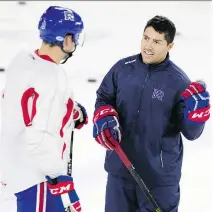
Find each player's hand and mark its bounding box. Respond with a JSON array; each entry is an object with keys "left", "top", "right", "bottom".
[
  {"left": 93, "top": 105, "right": 121, "bottom": 150},
  {"left": 181, "top": 81, "right": 210, "bottom": 124},
  {"left": 73, "top": 102, "right": 88, "bottom": 129},
  {"left": 46, "top": 175, "right": 81, "bottom": 212}
]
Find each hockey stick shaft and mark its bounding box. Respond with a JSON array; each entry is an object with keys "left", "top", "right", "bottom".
[
  {"left": 67, "top": 131, "right": 74, "bottom": 176},
  {"left": 115, "top": 145, "right": 162, "bottom": 212},
  {"left": 66, "top": 131, "right": 74, "bottom": 212},
  {"left": 67, "top": 108, "right": 81, "bottom": 177}
]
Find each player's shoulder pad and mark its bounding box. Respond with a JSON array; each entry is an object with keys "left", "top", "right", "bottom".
[
  {"left": 10, "top": 50, "right": 30, "bottom": 63},
  {"left": 6, "top": 50, "right": 32, "bottom": 72}
]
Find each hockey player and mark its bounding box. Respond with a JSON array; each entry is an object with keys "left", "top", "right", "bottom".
[
  {"left": 0, "top": 6, "right": 88, "bottom": 212},
  {"left": 93, "top": 16, "right": 210, "bottom": 212}
]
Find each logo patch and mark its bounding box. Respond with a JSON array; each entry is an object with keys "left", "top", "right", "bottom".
[{"left": 152, "top": 89, "right": 164, "bottom": 101}]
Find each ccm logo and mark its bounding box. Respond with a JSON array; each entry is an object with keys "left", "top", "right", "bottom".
[
  {"left": 100, "top": 108, "right": 115, "bottom": 115},
  {"left": 192, "top": 110, "right": 210, "bottom": 118},
  {"left": 189, "top": 107, "right": 210, "bottom": 122},
  {"left": 50, "top": 184, "right": 73, "bottom": 195},
  {"left": 93, "top": 106, "right": 117, "bottom": 122}
]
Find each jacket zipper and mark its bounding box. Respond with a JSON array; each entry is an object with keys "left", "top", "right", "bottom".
[
  {"left": 160, "top": 150, "right": 164, "bottom": 168},
  {"left": 135, "top": 72, "right": 149, "bottom": 136},
  {"left": 137, "top": 72, "right": 150, "bottom": 115}
]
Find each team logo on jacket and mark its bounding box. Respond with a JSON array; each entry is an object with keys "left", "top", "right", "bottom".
[{"left": 152, "top": 88, "right": 164, "bottom": 101}]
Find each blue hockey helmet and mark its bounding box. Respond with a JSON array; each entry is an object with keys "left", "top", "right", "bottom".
[{"left": 38, "top": 6, "right": 84, "bottom": 47}]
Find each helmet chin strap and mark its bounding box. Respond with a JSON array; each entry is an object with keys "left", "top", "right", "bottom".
[{"left": 60, "top": 45, "right": 76, "bottom": 64}]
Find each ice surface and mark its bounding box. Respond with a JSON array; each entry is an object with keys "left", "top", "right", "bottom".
[{"left": 0, "top": 1, "right": 212, "bottom": 212}]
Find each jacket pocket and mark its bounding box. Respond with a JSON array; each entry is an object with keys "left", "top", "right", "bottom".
[{"left": 159, "top": 136, "right": 183, "bottom": 173}]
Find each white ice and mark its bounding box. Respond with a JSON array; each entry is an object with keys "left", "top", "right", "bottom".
[{"left": 0, "top": 1, "right": 212, "bottom": 212}]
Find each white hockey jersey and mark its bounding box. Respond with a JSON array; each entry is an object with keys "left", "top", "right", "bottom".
[{"left": 0, "top": 50, "right": 75, "bottom": 193}]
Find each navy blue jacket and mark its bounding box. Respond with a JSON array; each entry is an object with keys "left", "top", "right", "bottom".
[{"left": 95, "top": 53, "right": 204, "bottom": 188}]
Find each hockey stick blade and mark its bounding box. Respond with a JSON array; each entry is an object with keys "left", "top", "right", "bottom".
[{"left": 115, "top": 145, "right": 162, "bottom": 212}]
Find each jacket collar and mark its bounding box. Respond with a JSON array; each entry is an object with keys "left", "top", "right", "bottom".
[{"left": 139, "top": 53, "right": 170, "bottom": 71}]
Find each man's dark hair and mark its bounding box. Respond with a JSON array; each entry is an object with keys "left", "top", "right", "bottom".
[{"left": 144, "top": 15, "right": 176, "bottom": 44}]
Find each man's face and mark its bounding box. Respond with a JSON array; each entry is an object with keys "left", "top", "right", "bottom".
[{"left": 141, "top": 26, "right": 173, "bottom": 64}]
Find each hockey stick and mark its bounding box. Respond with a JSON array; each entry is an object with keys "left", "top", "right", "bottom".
[
  {"left": 65, "top": 131, "right": 74, "bottom": 212},
  {"left": 114, "top": 145, "right": 162, "bottom": 212},
  {"left": 66, "top": 112, "right": 81, "bottom": 212},
  {"left": 67, "top": 131, "right": 74, "bottom": 177}
]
